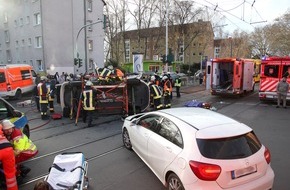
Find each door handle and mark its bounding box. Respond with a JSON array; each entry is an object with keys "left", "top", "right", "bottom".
[{"left": 165, "top": 146, "right": 172, "bottom": 152}]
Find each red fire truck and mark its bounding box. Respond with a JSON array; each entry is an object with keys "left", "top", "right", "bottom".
[
  {"left": 259, "top": 56, "right": 290, "bottom": 101},
  {"left": 209, "top": 58, "right": 255, "bottom": 96}
]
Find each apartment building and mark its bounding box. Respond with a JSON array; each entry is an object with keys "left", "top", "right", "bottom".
[
  {"left": 111, "top": 20, "right": 214, "bottom": 72},
  {"left": 0, "top": 0, "right": 106, "bottom": 75}
]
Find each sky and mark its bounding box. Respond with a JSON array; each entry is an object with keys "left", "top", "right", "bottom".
[{"left": 193, "top": 0, "right": 290, "bottom": 34}]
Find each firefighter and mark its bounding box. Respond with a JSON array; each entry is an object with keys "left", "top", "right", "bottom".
[
  {"left": 2, "top": 120, "right": 38, "bottom": 178},
  {"left": 115, "top": 68, "right": 124, "bottom": 81},
  {"left": 99, "top": 66, "right": 112, "bottom": 81},
  {"left": 82, "top": 80, "right": 97, "bottom": 127},
  {"left": 162, "top": 75, "right": 172, "bottom": 109},
  {"left": 175, "top": 75, "right": 182, "bottom": 98},
  {"left": 38, "top": 76, "right": 49, "bottom": 120},
  {"left": 0, "top": 123, "right": 18, "bottom": 190},
  {"left": 48, "top": 78, "right": 56, "bottom": 113},
  {"left": 149, "top": 76, "right": 163, "bottom": 110}
]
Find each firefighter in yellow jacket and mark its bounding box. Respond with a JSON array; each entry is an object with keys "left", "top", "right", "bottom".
[
  {"left": 148, "top": 76, "right": 163, "bottom": 110},
  {"left": 82, "top": 81, "right": 97, "bottom": 127},
  {"left": 2, "top": 119, "right": 38, "bottom": 178},
  {"left": 38, "top": 76, "right": 49, "bottom": 120}
]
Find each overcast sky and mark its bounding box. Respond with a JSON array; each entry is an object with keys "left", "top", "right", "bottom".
[{"left": 193, "top": 0, "right": 290, "bottom": 33}]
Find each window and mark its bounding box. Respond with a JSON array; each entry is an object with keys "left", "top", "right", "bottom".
[
  {"left": 22, "top": 39, "right": 25, "bottom": 47},
  {"left": 4, "top": 12, "right": 8, "bottom": 23},
  {"left": 264, "top": 65, "right": 279, "bottom": 78},
  {"left": 37, "top": 60, "right": 43, "bottom": 71},
  {"left": 197, "top": 132, "right": 261, "bottom": 159},
  {"left": 282, "top": 65, "right": 290, "bottom": 77},
  {"left": 87, "top": 20, "right": 93, "bottom": 31},
  {"left": 34, "top": 13, "right": 41, "bottom": 25},
  {"left": 4, "top": 31, "right": 10, "bottom": 42},
  {"left": 35, "top": 36, "right": 42, "bottom": 48},
  {"left": 26, "top": 16, "right": 30, "bottom": 24},
  {"left": 0, "top": 72, "right": 5, "bottom": 83},
  {"left": 28, "top": 38, "right": 32, "bottom": 46},
  {"left": 16, "top": 40, "right": 19, "bottom": 48},
  {"left": 87, "top": 0, "right": 92, "bottom": 12},
  {"left": 20, "top": 18, "right": 24, "bottom": 26},
  {"left": 89, "top": 59, "right": 93, "bottom": 69},
  {"left": 21, "top": 70, "right": 31, "bottom": 80},
  {"left": 30, "top": 60, "right": 33, "bottom": 66},
  {"left": 125, "top": 39, "right": 130, "bottom": 63},
  {"left": 137, "top": 115, "right": 161, "bottom": 132},
  {"left": 88, "top": 40, "right": 93, "bottom": 51},
  {"left": 14, "top": 20, "right": 18, "bottom": 27},
  {"left": 157, "top": 118, "right": 183, "bottom": 148},
  {"left": 6, "top": 50, "right": 12, "bottom": 62}
]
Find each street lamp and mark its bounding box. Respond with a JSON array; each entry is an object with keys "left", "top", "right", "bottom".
[
  {"left": 75, "top": 20, "right": 103, "bottom": 72},
  {"left": 228, "top": 36, "right": 233, "bottom": 57}
]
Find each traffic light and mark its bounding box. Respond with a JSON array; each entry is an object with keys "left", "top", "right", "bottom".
[
  {"left": 74, "top": 58, "right": 79, "bottom": 66},
  {"left": 78, "top": 58, "right": 83, "bottom": 68},
  {"left": 161, "top": 54, "right": 166, "bottom": 63}
]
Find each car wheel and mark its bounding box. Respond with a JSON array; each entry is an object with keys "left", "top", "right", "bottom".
[
  {"left": 122, "top": 128, "right": 132, "bottom": 150},
  {"left": 22, "top": 125, "right": 30, "bottom": 138},
  {"left": 15, "top": 89, "right": 22, "bottom": 100},
  {"left": 167, "top": 173, "right": 185, "bottom": 190}
]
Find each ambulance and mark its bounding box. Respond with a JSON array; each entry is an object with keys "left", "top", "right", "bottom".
[
  {"left": 209, "top": 58, "right": 255, "bottom": 96},
  {"left": 259, "top": 56, "right": 290, "bottom": 101},
  {"left": 0, "top": 64, "right": 37, "bottom": 99}
]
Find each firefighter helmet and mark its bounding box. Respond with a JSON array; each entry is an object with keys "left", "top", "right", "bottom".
[
  {"left": 40, "top": 76, "right": 47, "bottom": 81},
  {"left": 85, "top": 80, "right": 93, "bottom": 86},
  {"left": 150, "top": 76, "right": 156, "bottom": 81},
  {"left": 162, "top": 75, "right": 168, "bottom": 81}
]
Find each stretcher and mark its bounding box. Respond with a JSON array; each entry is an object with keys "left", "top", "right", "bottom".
[{"left": 45, "top": 152, "right": 89, "bottom": 190}]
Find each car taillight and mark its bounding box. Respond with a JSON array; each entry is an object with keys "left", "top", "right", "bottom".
[
  {"left": 264, "top": 147, "right": 271, "bottom": 164},
  {"left": 189, "top": 161, "right": 221, "bottom": 181}
]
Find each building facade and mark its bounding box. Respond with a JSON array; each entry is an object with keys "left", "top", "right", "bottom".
[
  {"left": 0, "top": 0, "right": 106, "bottom": 75},
  {"left": 111, "top": 20, "right": 214, "bottom": 73}
]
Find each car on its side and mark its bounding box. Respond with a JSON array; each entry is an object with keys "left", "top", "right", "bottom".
[
  {"left": 0, "top": 97, "right": 30, "bottom": 137},
  {"left": 122, "top": 107, "right": 274, "bottom": 190}
]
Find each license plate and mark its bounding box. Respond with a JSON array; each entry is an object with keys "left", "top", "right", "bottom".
[
  {"left": 231, "top": 165, "right": 257, "bottom": 179},
  {"left": 266, "top": 95, "right": 273, "bottom": 98}
]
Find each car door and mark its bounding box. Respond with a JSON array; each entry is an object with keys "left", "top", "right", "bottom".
[
  {"left": 130, "top": 115, "right": 160, "bottom": 162},
  {"left": 147, "top": 117, "right": 183, "bottom": 180}
]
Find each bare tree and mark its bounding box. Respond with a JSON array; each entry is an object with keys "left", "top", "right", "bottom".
[
  {"left": 250, "top": 27, "right": 270, "bottom": 57},
  {"left": 105, "top": 0, "right": 129, "bottom": 65}
]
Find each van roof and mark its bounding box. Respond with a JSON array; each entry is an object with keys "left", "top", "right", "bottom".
[{"left": 0, "top": 64, "right": 32, "bottom": 68}]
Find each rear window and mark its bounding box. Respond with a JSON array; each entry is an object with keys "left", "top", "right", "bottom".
[
  {"left": 197, "top": 131, "right": 262, "bottom": 159},
  {"left": 0, "top": 72, "right": 5, "bottom": 83}
]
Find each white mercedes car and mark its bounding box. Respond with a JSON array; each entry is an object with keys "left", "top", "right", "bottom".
[{"left": 122, "top": 107, "right": 274, "bottom": 190}]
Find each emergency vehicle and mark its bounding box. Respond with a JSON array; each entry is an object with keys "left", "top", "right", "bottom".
[
  {"left": 0, "top": 64, "right": 37, "bottom": 99},
  {"left": 259, "top": 56, "right": 290, "bottom": 101},
  {"left": 209, "top": 58, "right": 255, "bottom": 95}
]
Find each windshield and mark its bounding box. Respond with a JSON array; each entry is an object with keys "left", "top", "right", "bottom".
[{"left": 0, "top": 72, "right": 5, "bottom": 83}]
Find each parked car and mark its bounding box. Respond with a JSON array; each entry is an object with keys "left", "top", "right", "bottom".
[
  {"left": 0, "top": 97, "right": 30, "bottom": 137},
  {"left": 122, "top": 107, "right": 274, "bottom": 190},
  {"left": 0, "top": 64, "right": 37, "bottom": 99}
]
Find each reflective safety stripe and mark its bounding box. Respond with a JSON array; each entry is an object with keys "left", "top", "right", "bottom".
[
  {"left": 152, "top": 85, "right": 162, "bottom": 99},
  {"left": 6, "top": 176, "right": 17, "bottom": 189},
  {"left": 83, "top": 90, "right": 95, "bottom": 111},
  {"left": 175, "top": 79, "right": 181, "bottom": 87},
  {"left": 100, "top": 68, "right": 112, "bottom": 79}
]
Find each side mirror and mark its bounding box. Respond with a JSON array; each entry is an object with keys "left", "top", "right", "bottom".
[{"left": 13, "top": 110, "right": 23, "bottom": 117}]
